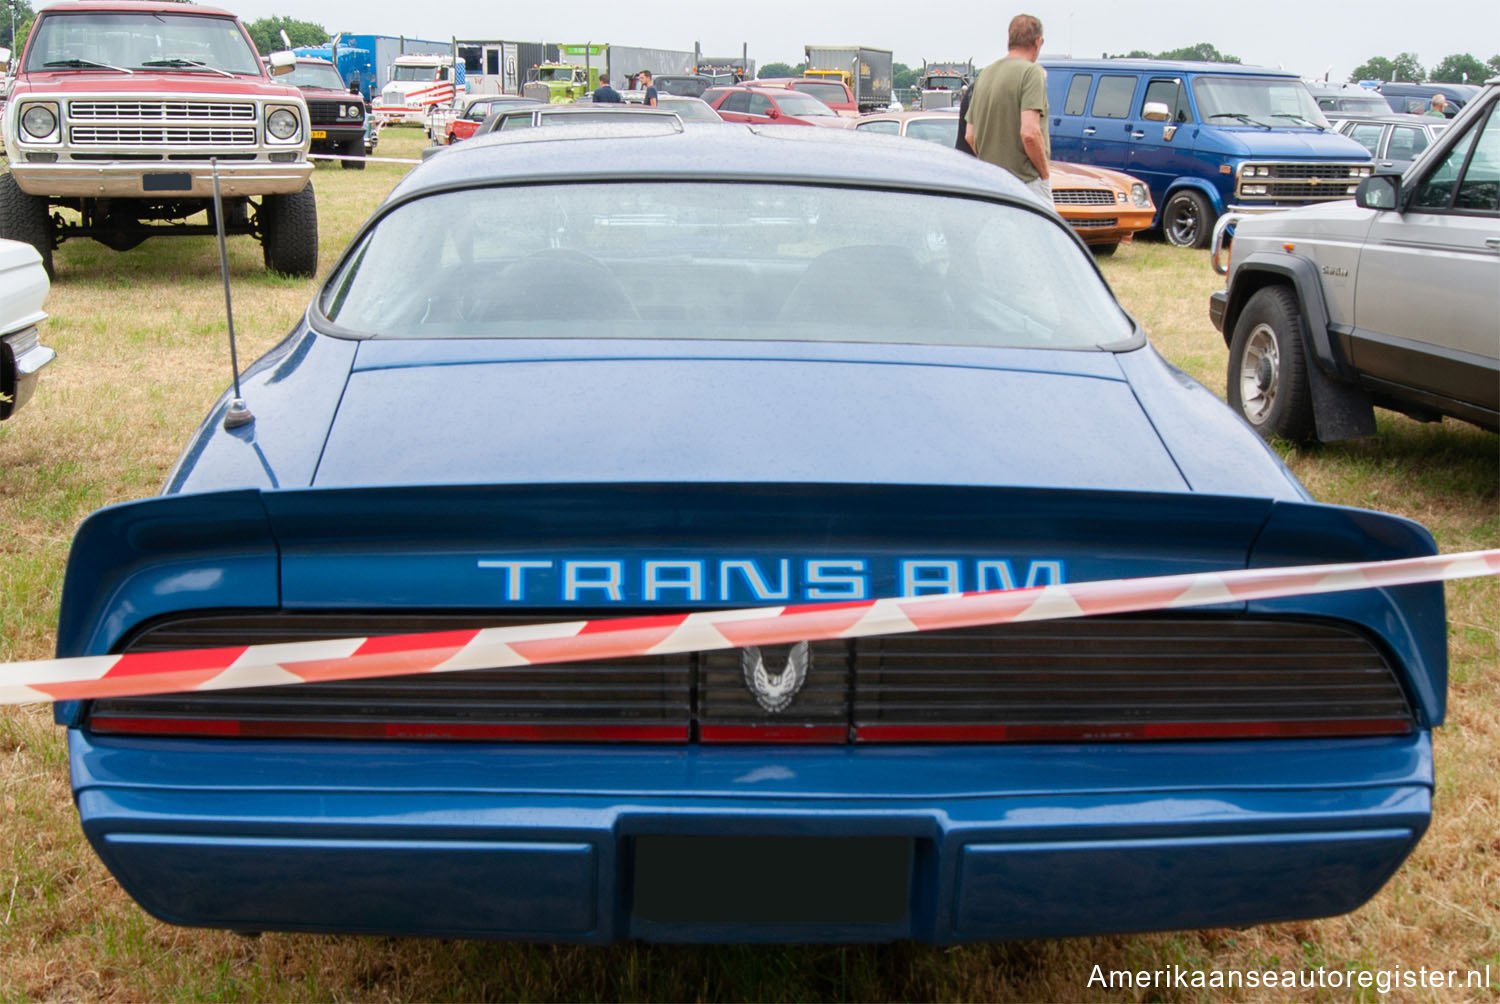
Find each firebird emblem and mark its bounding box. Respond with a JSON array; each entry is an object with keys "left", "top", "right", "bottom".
[{"left": 741, "top": 642, "right": 811, "bottom": 713}]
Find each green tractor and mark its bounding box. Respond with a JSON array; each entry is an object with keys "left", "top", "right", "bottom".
[{"left": 523, "top": 63, "right": 600, "bottom": 103}]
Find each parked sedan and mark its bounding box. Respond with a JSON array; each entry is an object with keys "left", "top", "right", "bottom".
[
  {"left": 752, "top": 77, "right": 859, "bottom": 116},
  {"left": 0, "top": 238, "right": 55, "bottom": 421},
  {"left": 1330, "top": 113, "right": 1449, "bottom": 175},
  {"left": 656, "top": 96, "right": 723, "bottom": 123},
  {"left": 56, "top": 122, "right": 1449, "bottom": 945},
  {"left": 476, "top": 103, "right": 682, "bottom": 137},
  {"left": 704, "top": 86, "right": 845, "bottom": 126},
  {"left": 851, "top": 111, "right": 1155, "bottom": 252}
]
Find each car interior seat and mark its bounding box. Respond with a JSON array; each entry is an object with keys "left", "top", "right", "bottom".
[
  {"left": 486, "top": 248, "right": 640, "bottom": 321},
  {"left": 776, "top": 245, "right": 948, "bottom": 328}
]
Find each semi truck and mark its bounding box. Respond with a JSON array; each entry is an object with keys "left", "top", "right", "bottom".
[
  {"left": 522, "top": 43, "right": 697, "bottom": 102},
  {"left": 373, "top": 53, "right": 464, "bottom": 125},
  {"left": 305, "top": 34, "right": 452, "bottom": 103},
  {"left": 917, "top": 60, "right": 975, "bottom": 109},
  {"left": 803, "top": 45, "right": 893, "bottom": 112},
  {"left": 694, "top": 43, "right": 755, "bottom": 84}
]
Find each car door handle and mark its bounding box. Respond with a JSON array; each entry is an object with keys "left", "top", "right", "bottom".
[
  {"left": 1082, "top": 126, "right": 1096, "bottom": 135},
  {"left": 1487, "top": 237, "right": 1500, "bottom": 248},
  {"left": 1130, "top": 130, "right": 1146, "bottom": 138}
]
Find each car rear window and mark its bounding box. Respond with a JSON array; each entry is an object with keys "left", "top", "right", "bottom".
[
  {"left": 319, "top": 182, "right": 1134, "bottom": 350},
  {"left": 793, "top": 82, "right": 849, "bottom": 105},
  {"left": 905, "top": 118, "right": 959, "bottom": 145}
]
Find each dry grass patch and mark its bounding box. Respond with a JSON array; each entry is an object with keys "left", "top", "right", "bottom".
[{"left": 1, "top": 133, "right": 1497, "bottom": 1000}]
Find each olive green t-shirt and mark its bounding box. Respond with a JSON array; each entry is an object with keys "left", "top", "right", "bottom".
[{"left": 968, "top": 57, "right": 1049, "bottom": 182}]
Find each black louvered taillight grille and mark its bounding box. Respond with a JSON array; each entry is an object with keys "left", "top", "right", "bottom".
[{"left": 89, "top": 612, "right": 1413, "bottom": 742}]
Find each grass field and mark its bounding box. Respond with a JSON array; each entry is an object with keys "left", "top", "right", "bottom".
[{"left": 1, "top": 128, "right": 1497, "bottom": 1002}]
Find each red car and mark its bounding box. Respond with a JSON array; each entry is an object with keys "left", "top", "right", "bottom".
[
  {"left": 751, "top": 77, "right": 858, "bottom": 116},
  {"left": 445, "top": 96, "right": 539, "bottom": 144},
  {"left": 704, "top": 86, "right": 845, "bottom": 127}
]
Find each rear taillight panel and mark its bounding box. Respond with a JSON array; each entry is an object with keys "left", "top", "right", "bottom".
[{"left": 89, "top": 612, "right": 1413, "bottom": 743}]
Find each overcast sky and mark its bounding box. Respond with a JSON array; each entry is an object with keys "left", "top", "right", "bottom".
[{"left": 226, "top": 0, "right": 1497, "bottom": 84}]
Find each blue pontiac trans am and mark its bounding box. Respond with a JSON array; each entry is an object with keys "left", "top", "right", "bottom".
[{"left": 54, "top": 123, "right": 1445, "bottom": 943}]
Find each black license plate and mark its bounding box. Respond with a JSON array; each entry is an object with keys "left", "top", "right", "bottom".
[
  {"left": 632, "top": 835, "right": 911, "bottom": 924},
  {"left": 142, "top": 172, "right": 193, "bottom": 192}
]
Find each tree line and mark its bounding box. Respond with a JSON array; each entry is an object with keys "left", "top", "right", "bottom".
[{"left": 1350, "top": 52, "right": 1500, "bottom": 84}]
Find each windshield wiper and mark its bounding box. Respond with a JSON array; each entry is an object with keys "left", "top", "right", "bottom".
[
  {"left": 42, "top": 57, "right": 134, "bottom": 74},
  {"left": 1207, "top": 112, "right": 1270, "bottom": 129},
  {"left": 140, "top": 58, "right": 236, "bottom": 78},
  {"left": 1272, "top": 113, "right": 1324, "bottom": 130}
]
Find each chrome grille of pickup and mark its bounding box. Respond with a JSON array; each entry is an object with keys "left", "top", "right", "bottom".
[
  {"left": 71, "top": 126, "right": 258, "bottom": 145},
  {"left": 69, "top": 100, "right": 256, "bottom": 120},
  {"left": 91, "top": 612, "right": 1413, "bottom": 742},
  {"left": 1052, "top": 189, "right": 1116, "bottom": 205}
]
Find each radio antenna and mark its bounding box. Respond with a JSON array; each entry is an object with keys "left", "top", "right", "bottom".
[{"left": 210, "top": 158, "right": 253, "bottom": 429}]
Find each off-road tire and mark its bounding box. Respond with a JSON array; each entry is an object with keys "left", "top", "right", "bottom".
[
  {"left": 0, "top": 173, "right": 55, "bottom": 278},
  {"left": 339, "top": 138, "right": 366, "bottom": 170},
  {"left": 1162, "top": 189, "right": 1214, "bottom": 249},
  {"left": 260, "top": 182, "right": 319, "bottom": 278},
  {"left": 1227, "top": 285, "right": 1316, "bottom": 443}
]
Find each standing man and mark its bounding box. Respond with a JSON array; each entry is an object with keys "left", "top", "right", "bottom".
[
  {"left": 965, "top": 14, "right": 1051, "bottom": 201},
  {"left": 593, "top": 74, "right": 623, "bottom": 104},
  {"left": 639, "top": 70, "right": 659, "bottom": 107}
]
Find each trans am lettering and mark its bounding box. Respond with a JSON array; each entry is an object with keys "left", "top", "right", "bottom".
[{"left": 476, "top": 557, "right": 1065, "bottom": 604}]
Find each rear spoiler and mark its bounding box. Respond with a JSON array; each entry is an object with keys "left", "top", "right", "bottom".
[{"left": 56, "top": 482, "right": 1445, "bottom": 723}]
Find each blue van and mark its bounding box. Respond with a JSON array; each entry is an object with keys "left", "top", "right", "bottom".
[{"left": 1040, "top": 59, "right": 1374, "bottom": 247}]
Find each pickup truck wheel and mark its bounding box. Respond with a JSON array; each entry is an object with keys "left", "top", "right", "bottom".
[
  {"left": 1162, "top": 189, "right": 1213, "bottom": 249},
  {"left": 260, "top": 183, "right": 319, "bottom": 278},
  {"left": 339, "top": 139, "right": 366, "bottom": 170},
  {"left": 1227, "top": 286, "right": 1315, "bottom": 443},
  {"left": 0, "top": 174, "right": 55, "bottom": 278}
]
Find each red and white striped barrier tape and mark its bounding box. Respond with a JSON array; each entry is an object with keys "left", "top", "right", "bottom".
[{"left": 3, "top": 549, "right": 1496, "bottom": 706}]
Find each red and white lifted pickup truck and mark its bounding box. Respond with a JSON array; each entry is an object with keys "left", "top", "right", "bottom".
[{"left": 0, "top": 0, "right": 318, "bottom": 276}]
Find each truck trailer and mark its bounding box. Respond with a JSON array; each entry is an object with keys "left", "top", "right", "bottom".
[
  {"left": 455, "top": 40, "right": 557, "bottom": 96},
  {"left": 803, "top": 45, "right": 893, "bottom": 111}
]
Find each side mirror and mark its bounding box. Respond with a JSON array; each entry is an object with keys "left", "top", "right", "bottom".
[
  {"left": 1142, "top": 101, "right": 1170, "bottom": 122},
  {"left": 267, "top": 50, "right": 296, "bottom": 77},
  {"left": 1355, "top": 174, "right": 1401, "bottom": 210},
  {"left": 766, "top": 106, "right": 780, "bottom": 119}
]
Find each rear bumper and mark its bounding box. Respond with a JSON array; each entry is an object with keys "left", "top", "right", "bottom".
[{"left": 70, "top": 731, "right": 1433, "bottom": 943}]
